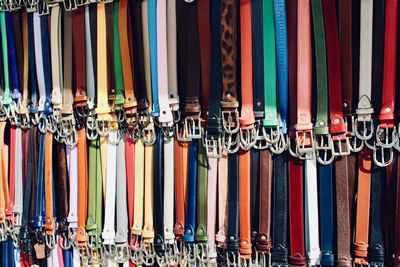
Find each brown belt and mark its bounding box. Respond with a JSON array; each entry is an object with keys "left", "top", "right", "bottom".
[{"left": 43, "top": 132, "right": 55, "bottom": 236}]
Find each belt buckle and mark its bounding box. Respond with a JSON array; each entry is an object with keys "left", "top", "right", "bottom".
[
  {"left": 175, "top": 121, "right": 192, "bottom": 142},
  {"left": 142, "top": 241, "right": 156, "bottom": 266},
  {"left": 263, "top": 125, "right": 282, "bottom": 145},
  {"left": 86, "top": 115, "right": 99, "bottom": 141},
  {"left": 184, "top": 243, "right": 197, "bottom": 264},
  {"left": 142, "top": 122, "right": 156, "bottom": 145},
  {"left": 353, "top": 116, "right": 374, "bottom": 141},
  {"left": 315, "top": 134, "right": 334, "bottom": 165},
  {"left": 45, "top": 232, "right": 56, "bottom": 250},
  {"left": 239, "top": 126, "right": 257, "bottom": 151},
  {"left": 96, "top": 119, "right": 111, "bottom": 137},
  {"left": 226, "top": 251, "right": 240, "bottom": 267},
  {"left": 185, "top": 115, "right": 202, "bottom": 139},
  {"left": 269, "top": 131, "right": 287, "bottom": 155},
  {"left": 295, "top": 129, "right": 315, "bottom": 159},
  {"left": 222, "top": 130, "right": 240, "bottom": 153},
  {"left": 373, "top": 142, "right": 393, "bottom": 167},
  {"left": 114, "top": 242, "right": 129, "bottom": 263},
  {"left": 330, "top": 135, "right": 352, "bottom": 157},
  {"left": 204, "top": 132, "right": 223, "bottom": 159},
  {"left": 376, "top": 124, "right": 398, "bottom": 148},
  {"left": 129, "top": 235, "right": 144, "bottom": 265},
  {"left": 253, "top": 122, "right": 269, "bottom": 150},
  {"left": 17, "top": 112, "right": 31, "bottom": 129},
  {"left": 63, "top": 0, "right": 77, "bottom": 11},
  {"left": 59, "top": 230, "right": 72, "bottom": 250},
  {"left": 165, "top": 241, "right": 181, "bottom": 266},
  {"left": 195, "top": 242, "right": 209, "bottom": 264},
  {"left": 222, "top": 110, "right": 240, "bottom": 134}
]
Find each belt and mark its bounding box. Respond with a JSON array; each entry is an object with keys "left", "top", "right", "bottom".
[
  {"left": 273, "top": 0, "right": 288, "bottom": 137},
  {"left": 220, "top": 0, "right": 240, "bottom": 153},
  {"left": 288, "top": 156, "right": 306, "bottom": 267},
  {"left": 17, "top": 11, "right": 29, "bottom": 129},
  {"left": 294, "top": 0, "right": 314, "bottom": 159},
  {"left": 207, "top": 156, "right": 218, "bottom": 263},
  {"left": 148, "top": 0, "right": 159, "bottom": 118},
  {"left": 250, "top": 149, "right": 260, "bottom": 249},
  {"left": 173, "top": 140, "right": 187, "bottom": 239},
  {"left": 239, "top": 0, "right": 255, "bottom": 150},
  {"left": 394, "top": 155, "right": 400, "bottom": 266},
  {"left": 163, "top": 136, "right": 175, "bottom": 252},
  {"left": 239, "top": 150, "right": 251, "bottom": 261},
  {"left": 257, "top": 150, "right": 272, "bottom": 261},
  {"left": 226, "top": 153, "right": 239, "bottom": 261},
  {"left": 216, "top": 153, "right": 228, "bottom": 254},
  {"left": 204, "top": 0, "right": 223, "bottom": 158},
  {"left": 271, "top": 152, "right": 288, "bottom": 266}
]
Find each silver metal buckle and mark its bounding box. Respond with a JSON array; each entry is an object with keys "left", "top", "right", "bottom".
[
  {"left": 353, "top": 116, "right": 374, "bottom": 141},
  {"left": 253, "top": 122, "right": 269, "bottom": 150},
  {"left": 240, "top": 127, "right": 257, "bottom": 150},
  {"left": 96, "top": 119, "right": 110, "bottom": 137},
  {"left": 142, "top": 242, "right": 156, "bottom": 266},
  {"left": 114, "top": 243, "right": 129, "bottom": 263},
  {"left": 222, "top": 110, "right": 240, "bottom": 134},
  {"left": 373, "top": 143, "right": 393, "bottom": 167},
  {"left": 45, "top": 232, "right": 57, "bottom": 250},
  {"left": 375, "top": 124, "right": 398, "bottom": 148},
  {"left": 196, "top": 243, "right": 209, "bottom": 264},
  {"left": 226, "top": 251, "right": 240, "bottom": 267},
  {"left": 295, "top": 129, "right": 315, "bottom": 159},
  {"left": 204, "top": 132, "right": 223, "bottom": 159},
  {"left": 315, "top": 134, "right": 334, "bottom": 165},
  {"left": 222, "top": 131, "right": 240, "bottom": 153},
  {"left": 185, "top": 116, "right": 202, "bottom": 139},
  {"left": 330, "top": 136, "right": 352, "bottom": 157},
  {"left": 269, "top": 132, "right": 288, "bottom": 154},
  {"left": 263, "top": 125, "right": 281, "bottom": 144},
  {"left": 165, "top": 242, "right": 181, "bottom": 266},
  {"left": 175, "top": 121, "right": 192, "bottom": 143}
]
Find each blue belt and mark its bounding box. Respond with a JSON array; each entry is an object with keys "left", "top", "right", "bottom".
[
  {"left": 39, "top": 15, "right": 53, "bottom": 115},
  {"left": 148, "top": 0, "right": 160, "bottom": 116},
  {"left": 182, "top": 140, "right": 198, "bottom": 243},
  {"left": 226, "top": 153, "right": 239, "bottom": 253},
  {"left": 153, "top": 128, "right": 165, "bottom": 254},
  {"left": 318, "top": 164, "right": 334, "bottom": 266},
  {"left": 27, "top": 13, "right": 38, "bottom": 114},
  {"left": 271, "top": 152, "right": 289, "bottom": 266},
  {"left": 273, "top": 0, "right": 289, "bottom": 134},
  {"left": 5, "top": 12, "right": 21, "bottom": 101},
  {"left": 33, "top": 133, "right": 45, "bottom": 229}
]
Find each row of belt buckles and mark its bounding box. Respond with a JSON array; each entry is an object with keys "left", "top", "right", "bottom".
[{"left": 2, "top": 97, "right": 400, "bottom": 167}]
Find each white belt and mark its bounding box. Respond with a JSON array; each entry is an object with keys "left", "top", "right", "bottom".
[
  {"left": 156, "top": 0, "right": 173, "bottom": 125},
  {"left": 216, "top": 154, "right": 228, "bottom": 245},
  {"left": 14, "top": 247, "right": 21, "bottom": 267},
  {"left": 207, "top": 157, "right": 218, "bottom": 260},
  {"left": 304, "top": 159, "right": 321, "bottom": 266},
  {"left": 102, "top": 130, "right": 118, "bottom": 245},
  {"left": 167, "top": 0, "right": 179, "bottom": 109},
  {"left": 115, "top": 135, "right": 128, "bottom": 244},
  {"left": 14, "top": 128, "right": 23, "bottom": 227},
  {"left": 356, "top": 0, "right": 374, "bottom": 122},
  {"left": 66, "top": 145, "right": 78, "bottom": 229},
  {"left": 164, "top": 137, "right": 175, "bottom": 242}
]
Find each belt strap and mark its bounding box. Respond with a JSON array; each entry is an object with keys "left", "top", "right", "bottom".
[
  {"left": 174, "top": 140, "right": 187, "bottom": 238},
  {"left": 394, "top": 156, "right": 400, "bottom": 266},
  {"left": 164, "top": 137, "right": 175, "bottom": 243},
  {"left": 354, "top": 148, "right": 372, "bottom": 265},
  {"left": 113, "top": 1, "right": 125, "bottom": 111},
  {"left": 239, "top": 0, "right": 255, "bottom": 135},
  {"left": 216, "top": 154, "right": 228, "bottom": 249},
  {"left": 50, "top": 6, "right": 62, "bottom": 120},
  {"left": 0, "top": 12, "right": 11, "bottom": 114},
  {"left": 66, "top": 145, "right": 78, "bottom": 230},
  {"left": 257, "top": 150, "right": 272, "bottom": 255},
  {"left": 239, "top": 150, "right": 251, "bottom": 260},
  {"left": 85, "top": 6, "right": 95, "bottom": 106},
  {"left": 207, "top": 157, "right": 218, "bottom": 261},
  {"left": 195, "top": 144, "right": 207, "bottom": 243},
  {"left": 0, "top": 122, "right": 6, "bottom": 224},
  {"left": 295, "top": 0, "right": 313, "bottom": 151},
  {"left": 148, "top": 0, "right": 159, "bottom": 117},
  {"left": 250, "top": 149, "right": 260, "bottom": 248},
  {"left": 131, "top": 140, "right": 142, "bottom": 237},
  {"left": 318, "top": 163, "right": 335, "bottom": 266},
  {"left": 323, "top": 0, "right": 348, "bottom": 146},
  {"left": 376, "top": 0, "right": 398, "bottom": 159},
  {"left": 335, "top": 156, "right": 353, "bottom": 267},
  {"left": 33, "top": 133, "right": 44, "bottom": 230},
  {"left": 17, "top": 11, "right": 29, "bottom": 123},
  {"left": 368, "top": 162, "right": 385, "bottom": 267},
  {"left": 271, "top": 152, "right": 288, "bottom": 266},
  {"left": 182, "top": 140, "right": 198, "bottom": 244},
  {"left": 142, "top": 143, "right": 155, "bottom": 243},
  {"left": 44, "top": 132, "right": 55, "bottom": 239},
  {"left": 304, "top": 159, "right": 321, "bottom": 266},
  {"left": 156, "top": 0, "right": 173, "bottom": 127},
  {"left": 288, "top": 156, "right": 306, "bottom": 267},
  {"left": 226, "top": 153, "right": 239, "bottom": 256},
  {"left": 76, "top": 128, "right": 88, "bottom": 245}
]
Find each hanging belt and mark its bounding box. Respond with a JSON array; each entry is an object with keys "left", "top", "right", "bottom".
[
  {"left": 119, "top": 0, "right": 137, "bottom": 129},
  {"left": 323, "top": 0, "right": 350, "bottom": 158},
  {"left": 148, "top": 0, "right": 159, "bottom": 119},
  {"left": 271, "top": 152, "right": 289, "bottom": 267},
  {"left": 216, "top": 154, "right": 228, "bottom": 260},
  {"left": 126, "top": 137, "right": 136, "bottom": 263},
  {"left": 182, "top": 139, "right": 198, "bottom": 262},
  {"left": 250, "top": 151, "right": 261, "bottom": 248},
  {"left": 239, "top": 0, "right": 255, "bottom": 150},
  {"left": 44, "top": 132, "right": 55, "bottom": 250},
  {"left": 207, "top": 156, "right": 218, "bottom": 263},
  {"left": 294, "top": 0, "right": 313, "bottom": 159},
  {"left": 164, "top": 136, "right": 175, "bottom": 252},
  {"left": 174, "top": 140, "right": 187, "bottom": 243},
  {"left": 0, "top": 12, "right": 11, "bottom": 122},
  {"left": 114, "top": 135, "right": 129, "bottom": 263},
  {"left": 288, "top": 155, "right": 306, "bottom": 267},
  {"left": 220, "top": 0, "right": 239, "bottom": 153},
  {"left": 375, "top": 0, "right": 398, "bottom": 166},
  {"left": 256, "top": 150, "right": 272, "bottom": 264},
  {"left": 204, "top": 0, "right": 223, "bottom": 158},
  {"left": 195, "top": 143, "right": 208, "bottom": 262},
  {"left": 226, "top": 153, "right": 239, "bottom": 265},
  {"left": 239, "top": 149, "right": 251, "bottom": 262},
  {"left": 393, "top": 156, "right": 400, "bottom": 266},
  {"left": 273, "top": 0, "right": 288, "bottom": 140},
  {"left": 156, "top": 0, "right": 173, "bottom": 131},
  {"left": 153, "top": 129, "right": 165, "bottom": 264},
  {"left": 353, "top": 0, "right": 374, "bottom": 143}
]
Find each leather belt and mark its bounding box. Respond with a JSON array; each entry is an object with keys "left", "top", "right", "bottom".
[{"left": 226, "top": 153, "right": 239, "bottom": 262}]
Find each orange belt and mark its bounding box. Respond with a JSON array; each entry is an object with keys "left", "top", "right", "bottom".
[
  {"left": 43, "top": 132, "right": 55, "bottom": 240},
  {"left": 76, "top": 128, "right": 88, "bottom": 245}
]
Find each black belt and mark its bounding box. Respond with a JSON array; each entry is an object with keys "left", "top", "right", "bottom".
[
  {"left": 271, "top": 152, "right": 289, "bottom": 266},
  {"left": 226, "top": 153, "right": 239, "bottom": 254},
  {"left": 250, "top": 149, "right": 260, "bottom": 248}
]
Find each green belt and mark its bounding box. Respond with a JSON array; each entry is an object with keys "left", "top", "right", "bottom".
[
  {"left": 262, "top": 0, "right": 278, "bottom": 127},
  {"left": 195, "top": 142, "right": 208, "bottom": 242},
  {"left": 0, "top": 12, "right": 11, "bottom": 107},
  {"left": 86, "top": 139, "right": 103, "bottom": 245},
  {"left": 311, "top": 0, "right": 329, "bottom": 135},
  {"left": 113, "top": 0, "right": 125, "bottom": 107}
]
